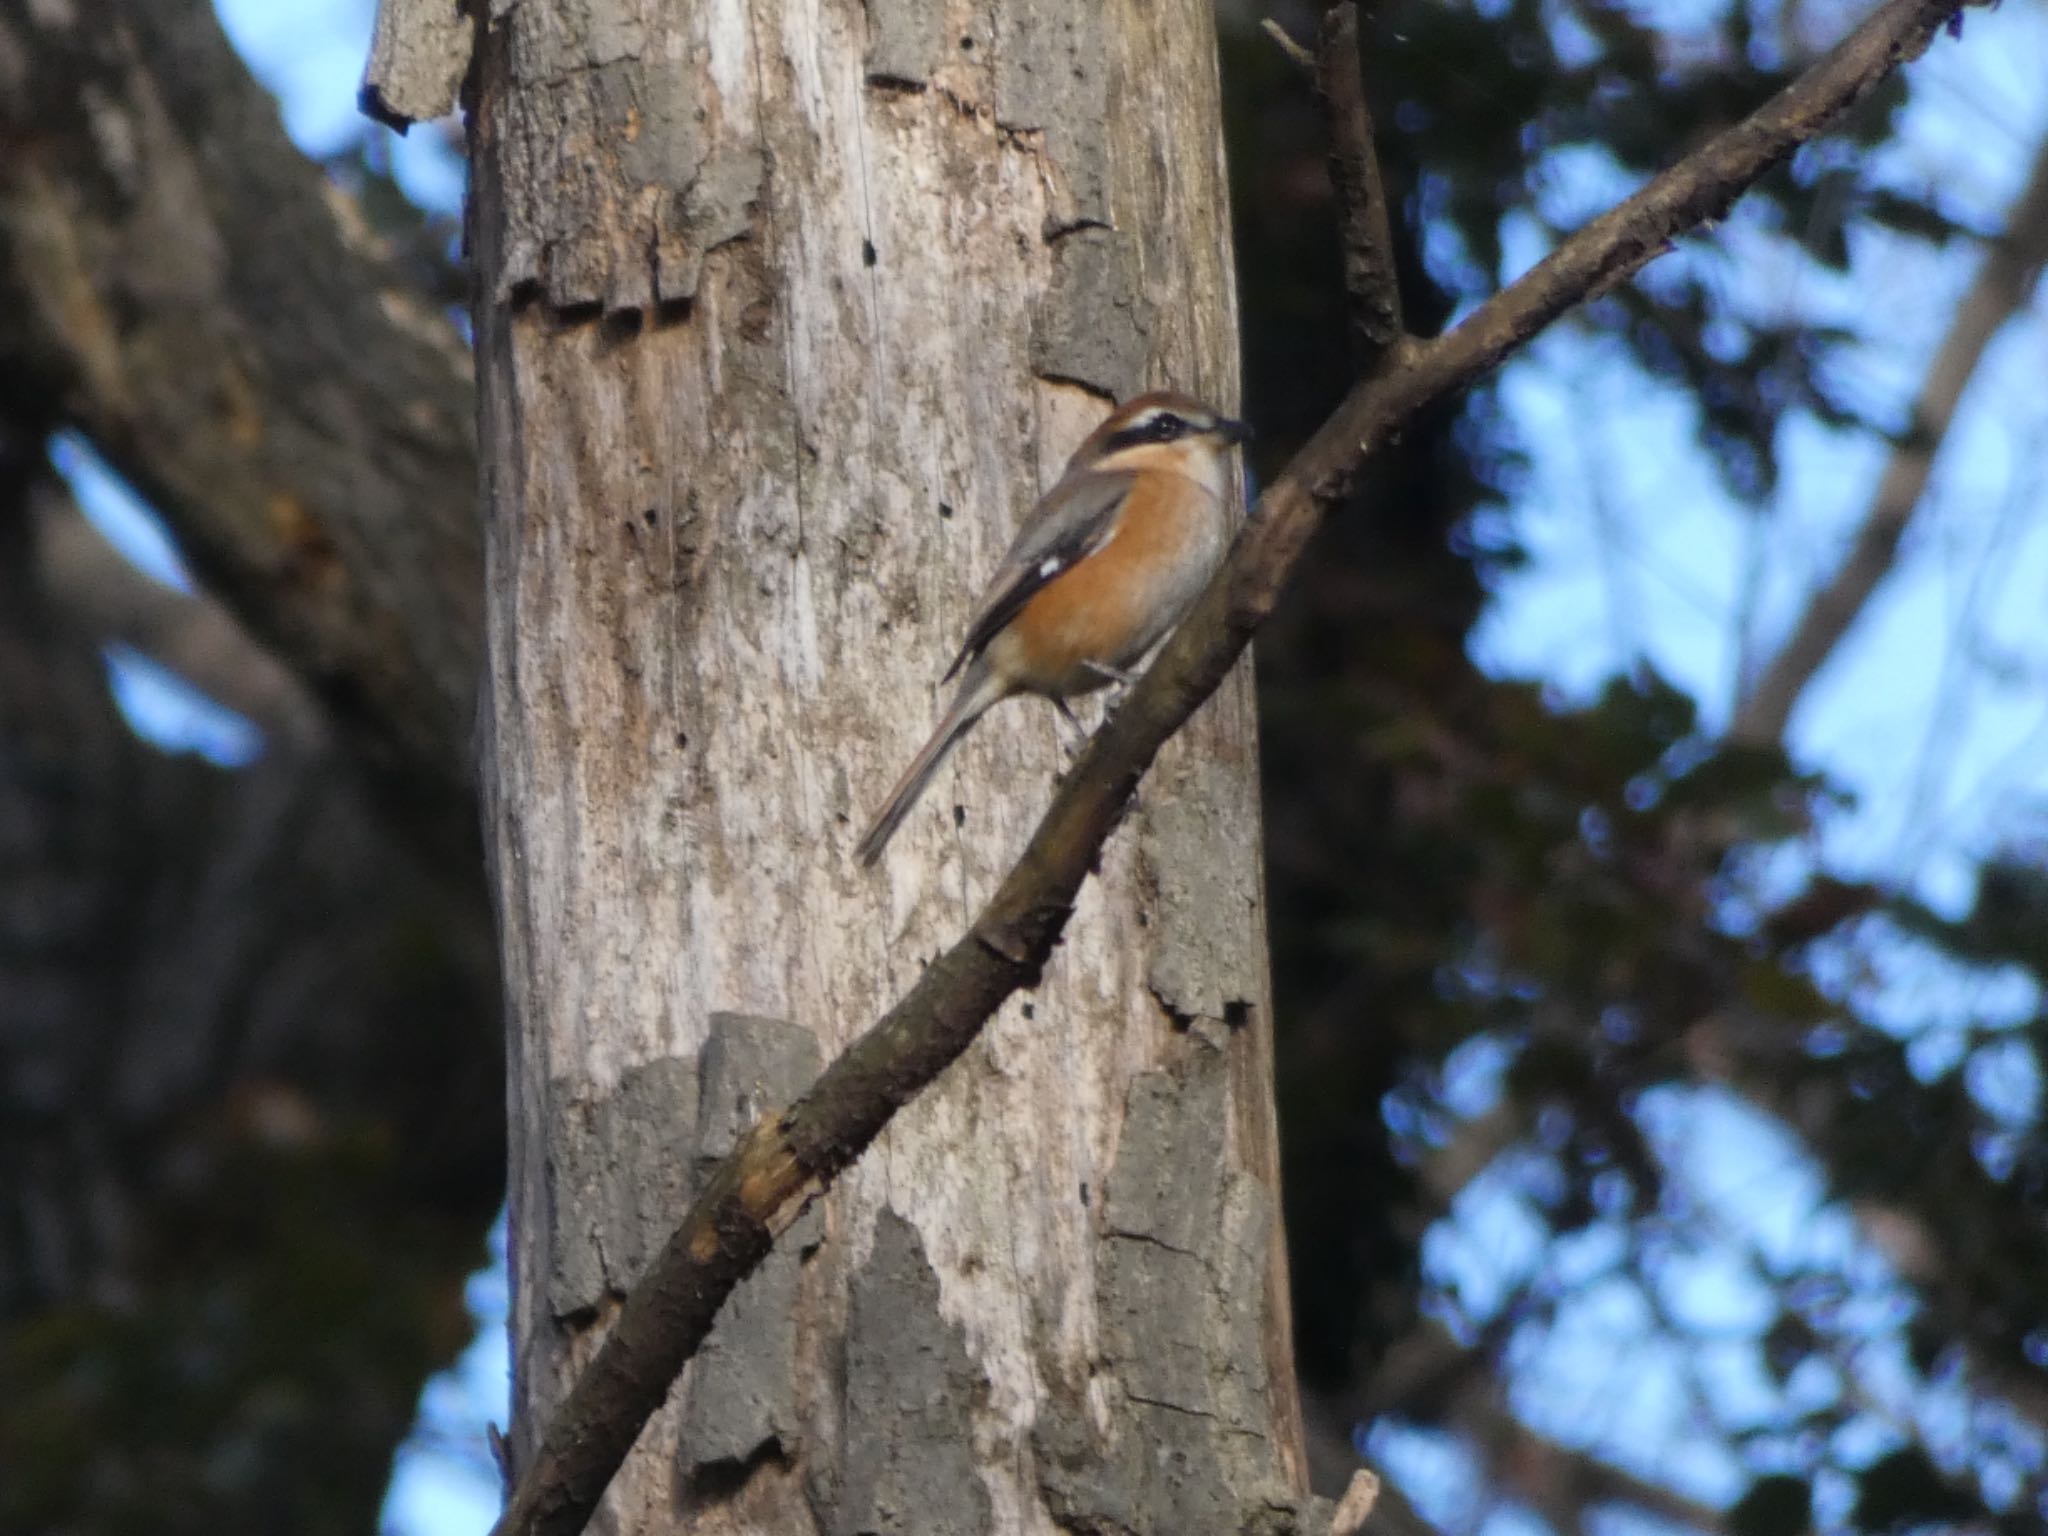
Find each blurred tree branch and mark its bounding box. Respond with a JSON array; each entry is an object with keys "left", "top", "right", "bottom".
[
  {"left": 1308, "top": 1340, "right": 1728, "bottom": 1534},
  {"left": 0, "top": 0, "right": 481, "bottom": 833},
  {"left": 1733, "top": 127, "right": 2048, "bottom": 744},
  {"left": 0, "top": 414, "right": 502, "bottom": 1535},
  {"left": 0, "top": 3, "right": 502, "bottom": 1529},
  {"left": 32, "top": 486, "right": 328, "bottom": 751}
]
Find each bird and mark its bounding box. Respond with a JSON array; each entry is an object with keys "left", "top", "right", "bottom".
[{"left": 854, "top": 389, "right": 1251, "bottom": 866}]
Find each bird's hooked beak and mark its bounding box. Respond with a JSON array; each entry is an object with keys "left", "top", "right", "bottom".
[{"left": 1214, "top": 417, "right": 1254, "bottom": 447}]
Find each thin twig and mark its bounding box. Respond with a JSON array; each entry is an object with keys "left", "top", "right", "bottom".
[
  {"left": 487, "top": 3, "right": 1971, "bottom": 1532},
  {"left": 1330, "top": 1469, "right": 1382, "bottom": 1536},
  {"left": 486, "top": 1422, "right": 514, "bottom": 1499},
  {"left": 1263, "top": 7, "right": 1409, "bottom": 358},
  {"left": 1260, "top": 17, "right": 1316, "bottom": 72},
  {"left": 1316, "top": 3, "right": 1409, "bottom": 357},
  {"left": 1732, "top": 124, "right": 2048, "bottom": 744}
]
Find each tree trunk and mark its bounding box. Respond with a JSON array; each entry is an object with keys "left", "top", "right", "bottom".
[{"left": 466, "top": 0, "right": 1310, "bottom": 1530}]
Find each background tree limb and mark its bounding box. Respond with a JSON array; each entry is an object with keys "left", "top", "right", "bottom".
[
  {"left": 487, "top": 2, "right": 1972, "bottom": 1531},
  {"left": 0, "top": 0, "right": 481, "bottom": 825},
  {"left": 0, "top": 416, "right": 503, "bottom": 1536},
  {"left": 0, "top": 8, "right": 501, "bottom": 1526},
  {"left": 32, "top": 490, "right": 328, "bottom": 750},
  {"left": 1732, "top": 125, "right": 2048, "bottom": 744}
]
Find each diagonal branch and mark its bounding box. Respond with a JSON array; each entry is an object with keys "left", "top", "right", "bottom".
[
  {"left": 32, "top": 489, "right": 328, "bottom": 750},
  {"left": 487, "top": 2, "right": 1973, "bottom": 1533},
  {"left": 1732, "top": 126, "right": 2048, "bottom": 744}
]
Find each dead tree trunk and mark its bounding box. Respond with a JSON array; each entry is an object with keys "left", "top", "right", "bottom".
[{"left": 460, "top": 1, "right": 1306, "bottom": 1529}]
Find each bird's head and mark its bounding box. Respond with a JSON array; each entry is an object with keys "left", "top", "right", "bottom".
[{"left": 1070, "top": 391, "right": 1253, "bottom": 488}]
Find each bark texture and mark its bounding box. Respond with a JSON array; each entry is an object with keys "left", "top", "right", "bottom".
[{"left": 458, "top": 1, "right": 1299, "bottom": 1532}]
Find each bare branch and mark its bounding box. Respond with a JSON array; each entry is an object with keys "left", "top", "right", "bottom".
[
  {"left": 485, "top": 2, "right": 1973, "bottom": 1532},
  {"left": 1329, "top": 1470, "right": 1382, "bottom": 1536},
  {"left": 1260, "top": 18, "right": 1317, "bottom": 72},
  {"left": 1262, "top": 6, "right": 1408, "bottom": 358},
  {"left": 1315, "top": 4, "right": 1409, "bottom": 358},
  {"left": 1732, "top": 126, "right": 2048, "bottom": 744},
  {"left": 32, "top": 489, "right": 327, "bottom": 750}
]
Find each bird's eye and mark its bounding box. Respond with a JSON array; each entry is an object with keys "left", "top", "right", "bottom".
[{"left": 1147, "top": 413, "right": 1187, "bottom": 441}]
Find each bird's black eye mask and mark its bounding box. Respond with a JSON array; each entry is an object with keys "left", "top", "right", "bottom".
[{"left": 1104, "top": 411, "right": 1197, "bottom": 453}]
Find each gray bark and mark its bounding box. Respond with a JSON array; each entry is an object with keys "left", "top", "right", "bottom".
[
  {"left": 455, "top": 0, "right": 1308, "bottom": 1530},
  {"left": 363, "top": 0, "right": 474, "bottom": 128}
]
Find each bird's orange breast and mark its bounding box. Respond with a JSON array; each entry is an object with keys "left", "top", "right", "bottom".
[{"left": 999, "top": 473, "right": 1200, "bottom": 695}]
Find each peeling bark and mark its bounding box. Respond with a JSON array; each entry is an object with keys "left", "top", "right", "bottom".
[
  {"left": 363, "top": 0, "right": 476, "bottom": 130},
  {"left": 458, "top": 0, "right": 1297, "bottom": 1530}
]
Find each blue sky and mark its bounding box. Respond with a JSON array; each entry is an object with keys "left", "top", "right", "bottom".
[{"left": 67, "top": 1, "right": 2046, "bottom": 1530}]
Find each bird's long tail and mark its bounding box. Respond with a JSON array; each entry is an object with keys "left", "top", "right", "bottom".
[{"left": 855, "top": 664, "right": 1007, "bottom": 866}]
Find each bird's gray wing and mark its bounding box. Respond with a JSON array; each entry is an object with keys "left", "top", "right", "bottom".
[{"left": 941, "top": 469, "right": 1135, "bottom": 681}]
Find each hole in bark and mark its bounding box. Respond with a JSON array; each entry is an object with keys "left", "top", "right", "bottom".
[
  {"left": 861, "top": 238, "right": 877, "bottom": 267},
  {"left": 952, "top": 804, "right": 965, "bottom": 828},
  {"left": 1155, "top": 993, "right": 1195, "bottom": 1031},
  {"left": 1021, "top": 1003, "right": 1035, "bottom": 1020},
  {"left": 682, "top": 1439, "right": 788, "bottom": 1506},
  {"left": 1224, "top": 999, "right": 1253, "bottom": 1029},
  {"left": 1078, "top": 1181, "right": 1089, "bottom": 1205},
  {"left": 960, "top": 34, "right": 974, "bottom": 49},
  {"left": 643, "top": 507, "right": 659, "bottom": 526},
  {"left": 674, "top": 731, "right": 688, "bottom": 750},
  {"left": 938, "top": 501, "right": 955, "bottom": 520},
  {"left": 741, "top": 297, "right": 779, "bottom": 341}
]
